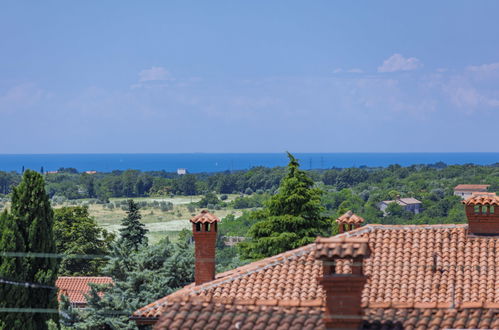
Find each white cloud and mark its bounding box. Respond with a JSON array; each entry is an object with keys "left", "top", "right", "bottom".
[
  {"left": 138, "top": 66, "right": 173, "bottom": 82},
  {"left": 333, "top": 68, "right": 363, "bottom": 74},
  {"left": 378, "top": 53, "right": 422, "bottom": 73},
  {"left": 442, "top": 76, "right": 499, "bottom": 110},
  {"left": 0, "top": 83, "right": 51, "bottom": 113},
  {"left": 467, "top": 62, "right": 499, "bottom": 73}
]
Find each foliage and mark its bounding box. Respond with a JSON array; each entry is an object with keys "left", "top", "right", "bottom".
[
  {"left": 218, "top": 212, "right": 258, "bottom": 237},
  {"left": 197, "top": 192, "right": 222, "bottom": 208},
  {"left": 53, "top": 206, "right": 115, "bottom": 275},
  {"left": 0, "top": 170, "right": 59, "bottom": 329},
  {"left": 118, "top": 200, "right": 148, "bottom": 252},
  {"left": 61, "top": 239, "right": 194, "bottom": 329},
  {"left": 230, "top": 193, "right": 269, "bottom": 209},
  {"left": 240, "top": 153, "right": 331, "bottom": 259}
]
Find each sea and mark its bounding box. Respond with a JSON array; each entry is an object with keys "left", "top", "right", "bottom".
[{"left": 0, "top": 153, "right": 498, "bottom": 174}]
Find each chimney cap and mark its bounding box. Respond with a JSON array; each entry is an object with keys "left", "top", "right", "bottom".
[
  {"left": 335, "top": 211, "right": 365, "bottom": 225},
  {"left": 190, "top": 210, "right": 221, "bottom": 224},
  {"left": 315, "top": 237, "right": 370, "bottom": 260},
  {"left": 463, "top": 195, "right": 499, "bottom": 206}
]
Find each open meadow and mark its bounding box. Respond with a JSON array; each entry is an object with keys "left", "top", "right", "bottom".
[{"left": 0, "top": 194, "right": 251, "bottom": 244}]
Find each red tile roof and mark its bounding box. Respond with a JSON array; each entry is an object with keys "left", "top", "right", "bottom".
[
  {"left": 363, "top": 307, "right": 499, "bottom": 329},
  {"left": 152, "top": 297, "right": 499, "bottom": 330},
  {"left": 134, "top": 224, "right": 499, "bottom": 329},
  {"left": 153, "top": 299, "right": 323, "bottom": 330},
  {"left": 463, "top": 194, "right": 499, "bottom": 206},
  {"left": 55, "top": 276, "right": 113, "bottom": 305},
  {"left": 335, "top": 210, "right": 365, "bottom": 225},
  {"left": 454, "top": 184, "right": 490, "bottom": 191},
  {"left": 190, "top": 210, "right": 220, "bottom": 224}
]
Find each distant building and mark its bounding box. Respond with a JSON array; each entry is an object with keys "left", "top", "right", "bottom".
[
  {"left": 45, "top": 171, "right": 59, "bottom": 174},
  {"left": 56, "top": 276, "right": 113, "bottom": 308},
  {"left": 378, "top": 197, "right": 422, "bottom": 215},
  {"left": 84, "top": 170, "right": 97, "bottom": 175},
  {"left": 177, "top": 168, "right": 187, "bottom": 175},
  {"left": 454, "top": 184, "right": 490, "bottom": 199}
]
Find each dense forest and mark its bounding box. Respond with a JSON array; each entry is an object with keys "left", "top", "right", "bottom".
[{"left": 0, "top": 163, "right": 498, "bottom": 200}]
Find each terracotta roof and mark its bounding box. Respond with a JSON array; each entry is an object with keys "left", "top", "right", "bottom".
[
  {"left": 55, "top": 276, "right": 113, "bottom": 305},
  {"left": 134, "top": 224, "right": 499, "bottom": 328},
  {"left": 454, "top": 184, "right": 490, "bottom": 191},
  {"left": 363, "top": 307, "right": 499, "bottom": 329},
  {"left": 335, "top": 210, "right": 365, "bottom": 225},
  {"left": 153, "top": 299, "right": 323, "bottom": 330},
  {"left": 152, "top": 298, "right": 499, "bottom": 330},
  {"left": 315, "top": 237, "right": 370, "bottom": 259},
  {"left": 463, "top": 194, "right": 499, "bottom": 206},
  {"left": 190, "top": 210, "right": 220, "bottom": 224}
]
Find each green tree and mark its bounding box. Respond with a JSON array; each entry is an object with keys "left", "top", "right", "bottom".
[
  {"left": 240, "top": 153, "right": 331, "bottom": 259},
  {"left": 60, "top": 239, "right": 194, "bottom": 329},
  {"left": 54, "top": 206, "right": 114, "bottom": 276},
  {"left": 0, "top": 210, "right": 28, "bottom": 329},
  {"left": 118, "top": 199, "right": 148, "bottom": 251},
  {"left": 0, "top": 170, "right": 59, "bottom": 329},
  {"left": 197, "top": 192, "right": 221, "bottom": 208}
]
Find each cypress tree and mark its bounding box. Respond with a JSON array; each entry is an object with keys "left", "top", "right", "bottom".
[
  {"left": 0, "top": 170, "right": 59, "bottom": 329},
  {"left": 0, "top": 210, "right": 28, "bottom": 329},
  {"left": 118, "top": 199, "right": 148, "bottom": 251}
]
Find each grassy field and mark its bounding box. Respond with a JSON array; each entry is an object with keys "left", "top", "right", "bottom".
[
  {"left": 73, "top": 195, "right": 243, "bottom": 244},
  {"left": 0, "top": 194, "right": 247, "bottom": 244}
]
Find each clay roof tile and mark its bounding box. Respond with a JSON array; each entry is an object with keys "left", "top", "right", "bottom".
[
  {"left": 463, "top": 195, "right": 499, "bottom": 206},
  {"left": 190, "top": 210, "right": 221, "bottom": 224},
  {"left": 335, "top": 210, "right": 365, "bottom": 225}
]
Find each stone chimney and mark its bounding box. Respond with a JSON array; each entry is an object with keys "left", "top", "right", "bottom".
[
  {"left": 315, "top": 237, "right": 370, "bottom": 329},
  {"left": 190, "top": 210, "right": 220, "bottom": 285},
  {"left": 336, "top": 211, "right": 365, "bottom": 233},
  {"left": 463, "top": 195, "right": 499, "bottom": 235}
]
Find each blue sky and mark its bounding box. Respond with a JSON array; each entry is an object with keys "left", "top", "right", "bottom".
[{"left": 1, "top": 1, "right": 499, "bottom": 153}]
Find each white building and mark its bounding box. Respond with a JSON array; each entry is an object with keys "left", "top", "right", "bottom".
[
  {"left": 453, "top": 184, "right": 490, "bottom": 199},
  {"left": 378, "top": 197, "right": 422, "bottom": 215}
]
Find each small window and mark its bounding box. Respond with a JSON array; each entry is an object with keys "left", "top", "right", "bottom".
[
  {"left": 195, "top": 223, "right": 201, "bottom": 232},
  {"left": 204, "top": 223, "right": 210, "bottom": 232},
  {"left": 474, "top": 205, "right": 480, "bottom": 213},
  {"left": 490, "top": 206, "right": 495, "bottom": 214}
]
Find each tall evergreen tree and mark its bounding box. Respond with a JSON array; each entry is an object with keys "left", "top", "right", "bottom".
[
  {"left": 0, "top": 210, "right": 28, "bottom": 329},
  {"left": 240, "top": 153, "right": 331, "bottom": 259},
  {"left": 0, "top": 170, "right": 59, "bottom": 329},
  {"left": 118, "top": 199, "right": 148, "bottom": 251}
]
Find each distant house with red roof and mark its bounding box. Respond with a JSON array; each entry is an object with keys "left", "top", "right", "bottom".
[
  {"left": 56, "top": 276, "right": 113, "bottom": 308},
  {"left": 133, "top": 198, "right": 499, "bottom": 329},
  {"left": 454, "top": 184, "right": 490, "bottom": 199}
]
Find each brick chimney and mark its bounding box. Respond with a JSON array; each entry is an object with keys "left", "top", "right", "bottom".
[
  {"left": 190, "top": 210, "right": 220, "bottom": 285},
  {"left": 336, "top": 211, "right": 365, "bottom": 233},
  {"left": 463, "top": 194, "right": 499, "bottom": 235},
  {"left": 315, "top": 237, "right": 370, "bottom": 329}
]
